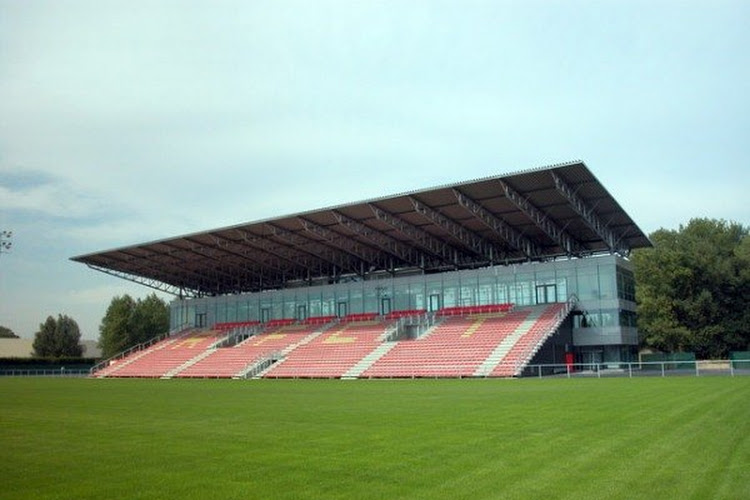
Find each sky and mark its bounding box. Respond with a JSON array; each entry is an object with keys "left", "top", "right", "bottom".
[{"left": 1, "top": 0, "right": 748, "bottom": 341}]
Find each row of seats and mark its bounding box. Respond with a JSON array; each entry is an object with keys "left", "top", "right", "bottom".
[
  {"left": 341, "top": 312, "right": 379, "bottom": 322},
  {"left": 204, "top": 304, "right": 514, "bottom": 332},
  {"left": 265, "top": 318, "right": 297, "bottom": 327},
  {"left": 302, "top": 315, "right": 338, "bottom": 325},
  {"left": 214, "top": 321, "right": 260, "bottom": 331},
  {"left": 436, "top": 303, "right": 514, "bottom": 316},
  {"left": 384, "top": 309, "right": 427, "bottom": 319}
]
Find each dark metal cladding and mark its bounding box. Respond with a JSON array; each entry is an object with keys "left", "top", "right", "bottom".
[{"left": 71, "top": 161, "right": 652, "bottom": 297}]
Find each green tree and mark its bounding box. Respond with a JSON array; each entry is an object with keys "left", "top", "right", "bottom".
[
  {"left": 98, "top": 293, "right": 170, "bottom": 358},
  {"left": 0, "top": 325, "right": 18, "bottom": 338},
  {"left": 98, "top": 295, "right": 136, "bottom": 358},
  {"left": 632, "top": 218, "right": 750, "bottom": 358},
  {"left": 32, "top": 315, "right": 84, "bottom": 357}
]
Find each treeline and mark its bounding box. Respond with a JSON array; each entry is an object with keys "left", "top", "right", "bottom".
[{"left": 632, "top": 218, "right": 750, "bottom": 358}]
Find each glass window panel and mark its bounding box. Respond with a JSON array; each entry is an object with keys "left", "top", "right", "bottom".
[
  {"left": 598, "top": 264, "right": 616, "bottom": 300},
  {"left": 272, "top": 301, "right": 283, "bottom": 320},
  {"left": 350, "top": 286, "right": 363, "bottom": 314},
  {"left": 226, "top": 302, "right": 237, "bottom": 322},
  {"left": 412, "top": 282, "right": 425, "bottom": 310},
  {"left": 364, "top": 286, "right": 379, "bottom": 313},
  {"left": 443, "top": 283, "right": 458, "bottom": 308},
  {"left": 322, "top": 290, "right": 335, "bottom": 316},
  {"left": 576, "top": 267, "right": 599, "bottom": 301},
  {"left": 216, "top": 301, "right": 227, "bottom": 323},
  {"left": 237, "top": 301, "right": 249, "bottom": 322},
  {"left": 496, "top": 280, "right": 510, "bottom": 304},
  {"left": 283, "top": 299, "right": 295, "bottom": 319},
  {"left": 309, "top": 295, "right": 322, "bottom": 317},
  {"left": 395, "top": 284, "right": 410, "bottom": 310}
]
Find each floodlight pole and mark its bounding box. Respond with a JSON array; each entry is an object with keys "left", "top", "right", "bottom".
[{"left": 0, "top": 230, "right": 11, "bottom": 255}]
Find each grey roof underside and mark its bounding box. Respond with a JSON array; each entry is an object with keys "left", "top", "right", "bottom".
[{"left": 71, "top": 161, "right": 651, "bottom": 297}]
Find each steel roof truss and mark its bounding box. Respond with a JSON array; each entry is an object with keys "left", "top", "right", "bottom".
[
  {"left": 85, "top": 264, "right": 199, "bottom": 297},
  {"left": 410, "top": 196, "right": 501, "bottom": 263},
  {"left": 369, "top": 204, "right": 461, "bottom": 266},
  {"left": 498, "top": 179, "right": 583, "bottom": 256},
  {"left": 116, "top": 248, "right": 217, "bottom": 284},
  {"left": 297, "top": 217, "right": 387, "bottom": 269},
  {"left": 159, "top": 241, "right": 278, "bottom": 291},
  {"left": 266, "top": 223, "right": 363, "bottom": 277},
  {"left": 232, "top": 228, "right": 324, "bottom": 277},
  {"left": 207, "top": 233, "right": 288, "bottom": 274},
  {"left": 331, "top": 211, "right": 426, "bottom": 268},
  {"left": 453, "top": 188, "right": 542, "bottom": 259},
  {"left": 550, "top": 172, "right": 629, "bottom": 255}
]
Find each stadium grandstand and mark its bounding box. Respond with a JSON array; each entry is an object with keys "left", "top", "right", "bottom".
[{"left": 72, "top": 161, "right": 651, "bottom": 378}]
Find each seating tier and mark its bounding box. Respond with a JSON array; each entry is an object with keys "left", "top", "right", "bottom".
[
  {"left": 363, "top": 310, "right": 529, "bottom": 378},
  {"left": 264, "top": 320, "right": 391, "bottom": 378},
  {"left": 177, "top": 324, "right": 324, "bottom": 378},
  {"left": 491, "top": 303, "right": 567, "bottom": 376},
  {"left": 108, "top": 331, "right": 223, "bottom": 378}
]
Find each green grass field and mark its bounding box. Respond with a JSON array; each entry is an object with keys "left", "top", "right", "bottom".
[{"left": 1, "top": 377, "right": 748, "bottom": 500}]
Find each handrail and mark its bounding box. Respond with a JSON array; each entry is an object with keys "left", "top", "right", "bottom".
[
  {"left": 512, "top": 299, "right": 578, "bottom": 376},
  {"left": 89, "top": 323, "right": 193, "bottom": 375},
  {"left": 238, "top": 351, "right": 281, "bottom": 378}
]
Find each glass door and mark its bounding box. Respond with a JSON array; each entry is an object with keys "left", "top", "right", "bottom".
[
  {"left": 380, "top": 297, "right": 392, "bottom": 316},
  {"left": 428, "top": 294, "right": 441, "bottom": 312},
  {"left": 195, "top": 313, "right": 206, "bottom": 328},
  {"left": 337, "top": 301, "right": 348, "bottom": 318}
]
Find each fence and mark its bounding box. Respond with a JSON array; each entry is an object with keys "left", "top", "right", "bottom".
[
  {"left": 0, "top": 368, "right": 91, "bottom": 377},
  {"left": 519, "top": 359, "right": 750, "bottom": 378},
  {"left": 1, "top": 361, "right": 748, "bottom": 379}
]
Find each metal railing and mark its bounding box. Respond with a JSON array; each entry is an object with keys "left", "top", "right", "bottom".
[
  {"left": 518, "top": 359, "right": 750, "bottom": 378},
  {"left": 89, "top": 323, "right": 193, "bottom": 376},
  {"left": 0, "top": 369, "right": 91, "bottom": 377},
  {"left": 237, "top": 352, "right": 282, "bottom": 379}
]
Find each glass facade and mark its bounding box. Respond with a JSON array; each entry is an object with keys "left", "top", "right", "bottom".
[{"left": 170, "top": 254, "right": 638, "bottom": 358}]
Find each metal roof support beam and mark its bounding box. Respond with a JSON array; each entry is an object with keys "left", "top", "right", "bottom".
[
  {"left": 159, "top": 241, "right": 259, "bottom": 283},
  {"left": 85, "top": 264, "right": 200, "bottom": 297},
  {"left": 498, "top": 180, "right": 582, "bottom": 255},
  {"left": 331, "top": 211, "right": 427, "bottom": 268},
  {"left": 550, "top": 172, "right": 629, "bottom": 255},
  {"left": 297, "top": 217, "right": 385, "bottom": 269},
  {"left": 207, "top": 233, "right": 287, "bottom": 275},
  {"left": 266, "top": 223, "right": 363, "bottom": 277},
  {"left": 409, "top": 196, "right": 500, "bottom": 263},
  {"left": 233, "top": 228, "right": 325, "bottom": 278},
  {"left": 369, "top": 204, "right": 460, "bottom": 266},
  {"left": 110, "top": 249, "right": 230, "bottom": 289},
  {"left": 452, "top": 189, "right": 542, "bottom": 259},
  {"left": 196, "top": 245, "right": 288, "bottom": 287},
  {"left": 157, "top": 241, "right": 288, "bottom": 294}
]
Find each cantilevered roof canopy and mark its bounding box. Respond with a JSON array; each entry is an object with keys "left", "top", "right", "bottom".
[{"left": 72, "top": 161, "right": 651, "bottom": 297}]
